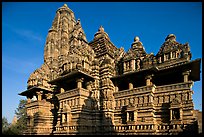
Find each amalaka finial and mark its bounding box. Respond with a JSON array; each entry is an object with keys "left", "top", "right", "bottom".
[
  {"left": 165, "top": 34, "right": 176, "bottom": 41},
  {"left": 134, "top": 36, "right": 140, "bottom": 42},
  {"left": 99, "top": 26, "right": 104, "bottom": 32}
]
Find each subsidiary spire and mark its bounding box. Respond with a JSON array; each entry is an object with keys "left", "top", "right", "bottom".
[{"left": 94, "top": 26, "right": 110, "bottom": 40}]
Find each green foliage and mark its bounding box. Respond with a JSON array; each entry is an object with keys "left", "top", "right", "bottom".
[
  {"left": 2, "top": 99, "right": 27, "bottom": 135},
  {"left": 2, "top": 117, "right": 10, "bottom": 134},
  {"left": 14, "top": 99, "right": 27, "bottom": 134}
]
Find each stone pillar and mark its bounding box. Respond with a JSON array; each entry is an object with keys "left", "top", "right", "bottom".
[
  {"left": 76, "top": 78, "right": 84, "bottom": 89},
  {"left": 127, "top": 112, "right": 129, "bottom": 122},
  {"left": 182, "top": 70, "right": 191, "bottom": 82},
  {"left": 115, "top": 85, "right": 119, "bottom": 92},
  {"left": 134, "top": 111, "right": 137, "bottom": 122},
  {"left": 62, "top": 114, "right": 65, "bottom": 123},
  {"left": 123, "top": 62, "right": 126, "bottom": 72},
  {"left": 145, "top": 75, "right": 153, "bottom": 86},
  {"left": 163, "top": 54, "right": 166, "bottom": 61},
  {"left": 170, "top": 52, "right": 172, "bottom": 59},
  {"left": 149, "top": 94, "right": 153, "bottom": 103},
  {"left": 189, "top": 91, "right": 192, "bottom": 100},
  {"left": 36, "top": 91, "right": 43, "bottom": 101},
  {"left": 67, "top": 113, "right": 69, "bottom": 124},
  {"left": 180, "top": 108, "right": 183, "bottom": 120},
  {"left": 159, "top": 57, "right": 161, "bottom": 63},
  {"left": 132, "top": 59, "right": 136, "bottom": 71},
  {"left": 129, "top": 82, "right": 133, "bottom": 90},
  {"left": 144, "top": 96, "right": 148, "bottom": 103},
  {"left": 77, "top": 98, "right": 80, "bottom": 106},
  {"left": 60, "top": 87, "right": 65, "bottom": 93},
  {"left": 59, "top": 101, "right": 62, "bottom": 109},
  {"left": 170, "top": 109, "right": 172, "bottom": 121}
]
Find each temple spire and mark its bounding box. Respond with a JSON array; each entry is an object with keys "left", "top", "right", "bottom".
[
  {"left": 131, "top": 36, "right": 146, "bottom": 54},
  {"left": 94, "top": 25, "right": 110, "bottom": 40}
]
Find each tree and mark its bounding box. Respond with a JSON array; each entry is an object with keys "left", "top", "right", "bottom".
[
  {"left": 14, "top": 99, "right": 27, "bottom": 135},
  {"left": 2, "top": 117, "right": 10, "bottom": 134},
  {"left": 2, "top": 99, "right": 27, "bottom": 135}
]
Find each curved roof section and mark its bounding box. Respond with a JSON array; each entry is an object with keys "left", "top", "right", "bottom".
[
  {"left": 94, "top": 26, "right": 110, "bottom": 40},
  {"left": 27, "top": 63, "right": 51, "bottom": 89},
  {"left": 123, "top": 36, "right": 147, "bottom": 60},
  {"left": 157, "top": 34, "right": 180, "bottom": 55}
]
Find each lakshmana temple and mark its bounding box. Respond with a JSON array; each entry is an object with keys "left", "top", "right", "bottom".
[{"left": 19, "top": 4, "right": 201, "bottom": 135}]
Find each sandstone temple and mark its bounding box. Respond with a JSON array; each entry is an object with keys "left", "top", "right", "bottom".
[{"left": 19, "top": 4, "right": 201, "bottom": 135}]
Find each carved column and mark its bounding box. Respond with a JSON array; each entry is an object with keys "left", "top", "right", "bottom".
[
  {"left": 76, "top": 78, "right": 84, "bottom": 89},
  {"left": 123, "top": 62, "right": 126, "bottom": 72},
  {"left": 145, "top": 75, "right": 153, "bottom": 86},
  {"left": 182, "top": 70, "right": 191, "bottom": 82},
  {"left": 132, "top": 59, "right": 135, "bottom": 71},
  {"left": 149, "top": 93, "right": 153, "bottom": 103},
  {"left": 60, "top": 101, "right": 63, "bottom": 109},
  {"left": 159, "top": 57, "right": 161, "bottom": 63},
  {"left": 129, "top": 82, "right": 133, "bottom": 90},
  {"left": 163, "top": 54, "right": 166, "bottom": 61},
  {"left": 62, "top": 113, "right": 65, "bottom": 123},
  {"left": 144, "top": 96, "right": 148, "bottom": 104},
  {"left": 170, "top": 52, "right": 172, "bottom": 59},
  {"left": 180, "top": 108, "right": 183, "bottom": 120},
  {"left": 127, "top": 112, "right": 129, "bottom": 122},
  {"left": 115, "top": 86, "right": 118, "bottom": 92},
  {"left": 60, "top": 87, "right": 65, "bottom": 93},
  {"left": 36, "top": 91, "right": 43, "bottom": 101},
  {"left": 134, "top": 111, "right": 137, "bottom": 122},
  {"left": 189, "top": 91, "right": 193, "bottom": 100},
  {"left": 170, "top": 109, "right": 172, "bottom": 121}
]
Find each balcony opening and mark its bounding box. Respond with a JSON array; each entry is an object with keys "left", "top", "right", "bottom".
[
  {"left": 63, "top": 80, "right": 76, "bottom": 91},
  {"left": 128, "top": 111, "right": 134, "bottom": 121},
  {"left": 172, "top": 108, "right": 180, "bottom": 120}
]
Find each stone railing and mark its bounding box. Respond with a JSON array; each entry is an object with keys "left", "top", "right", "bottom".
[
  {"left": 55, "top": 125, "right": 93, "bottom": 134},
  {"left": 54, "top": 123, "right": 187, "bottom": 135},
  {"left": 57, "top": 88, "right": 90, "bottom": 100},
  {"left": 155, "top": 124, "right": 184, "bottom": 135},
  {"left": 114, "top": 124, "right": 155, "bottom": 132},
  {"left": 114, "top": 85, "right": 155, "bottom": 98},
  {"left": 155, "top": 81, "right": 193, "bottom": 93}
]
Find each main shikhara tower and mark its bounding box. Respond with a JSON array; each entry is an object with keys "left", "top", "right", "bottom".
[{"left": 19, "top": 4, "right": 201, "bottom": 135}]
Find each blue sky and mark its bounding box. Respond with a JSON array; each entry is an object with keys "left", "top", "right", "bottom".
[{"left": 2, "top": 2, "right": 202, "bottom": 123}]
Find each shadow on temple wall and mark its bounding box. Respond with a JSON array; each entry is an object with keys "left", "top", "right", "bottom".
[
  {"left": 76, "top": 90, "right": 116, "bottom": 135},
  {"left": 50, "top": 94, "right": 59, "bottom": 135},
  {"left": 121, "top": 106, "right": 127, "bottom": 124},
  {"left": 161, "top": 103, "right": 170, "bottom": 123},
  {"left": 178, "top": 120, "right": 199, "bottom": 136}
]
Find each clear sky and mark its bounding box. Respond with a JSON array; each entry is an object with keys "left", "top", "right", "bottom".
[{"left": 2, "top": 2, "right": 202, "bottom": 123}]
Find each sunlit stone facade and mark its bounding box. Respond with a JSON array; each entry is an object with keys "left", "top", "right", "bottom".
[{"left": 19, "top": 4, "right": 201, "bottom": 135}]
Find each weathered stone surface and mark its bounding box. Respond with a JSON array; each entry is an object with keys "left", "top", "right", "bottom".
[{"left": 19, "top": 4, "right": 201, "bottom": 135}]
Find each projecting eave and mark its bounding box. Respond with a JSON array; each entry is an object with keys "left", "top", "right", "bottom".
[
  {"left": 111, "top": 58, "right": 201, "bottom": 83},
  {"left": 18, "top": 86, "right": 52, "bottom": 96},
  {"left": 48, "top": 70, "right": 95, "bottom": 85},
  {"left": 157, "top": 58, "right": 201, "bottom": 81},
  {"left": 187, "top": 58, "right": 201, "bottom": 81},
  {"left": 111, "top": 66, "right": 159, "bottom": 83}
]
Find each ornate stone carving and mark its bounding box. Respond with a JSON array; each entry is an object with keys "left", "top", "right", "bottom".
[{"left": 19, "top": 4, "right": 200, "bottom": 135}]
